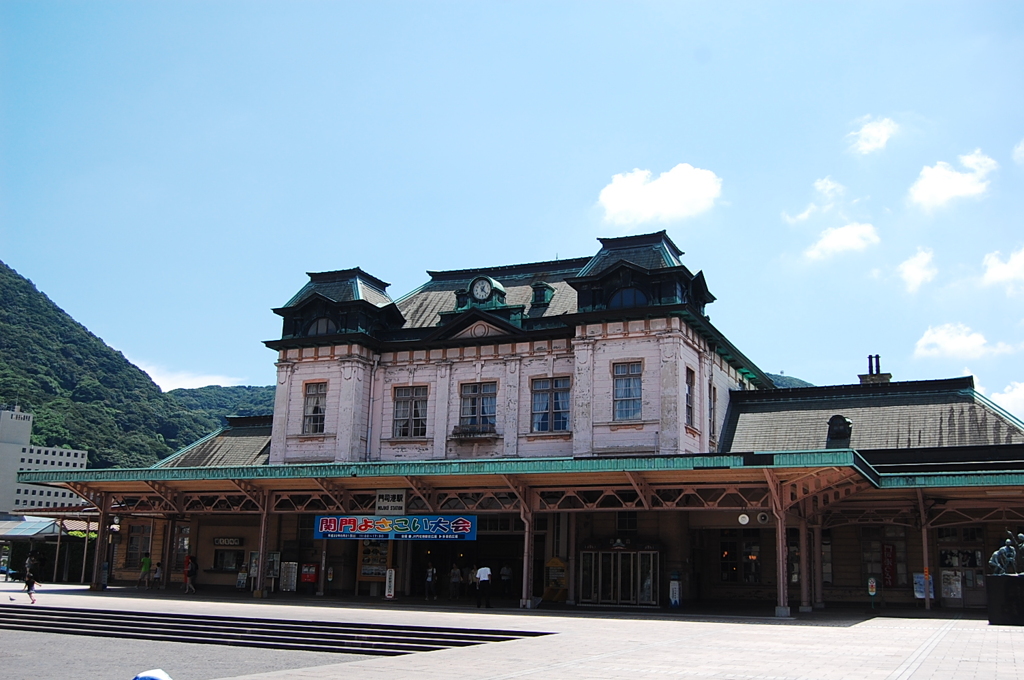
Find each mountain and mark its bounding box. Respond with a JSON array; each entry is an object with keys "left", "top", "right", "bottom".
[
  {"left": 767, "top": 373, "right": 815, "bottom": 389},
  {"left": 0, "top": 260, "right": 231, "bottom": 468},
  {"left": 167, "top": 385, "right": 275, "bottom": 427}
]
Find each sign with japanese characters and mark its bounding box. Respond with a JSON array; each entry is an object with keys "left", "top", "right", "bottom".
[
  {"left": 375, "top": 489, "right": 406, "bottom": 515},
  {"left": 882, "top": 543, "right": 896, "bottom": 588},
  {"left": 314, "top": 515, "right": 477, "bottom": 540}
]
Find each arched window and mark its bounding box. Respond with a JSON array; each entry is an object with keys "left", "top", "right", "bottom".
[
  {"left": 307, "top": 317, "right": 337, "bottom": 336},
  {"left": 608, "top": 287, "right": 648, "bottom": 309}
]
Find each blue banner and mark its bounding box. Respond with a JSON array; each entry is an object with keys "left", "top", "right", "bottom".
[{"left": 314, "top": 515, "right": 477, "bottom": 540}]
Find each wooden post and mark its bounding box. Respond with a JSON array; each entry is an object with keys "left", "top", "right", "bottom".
[
  {"left": 317, "top": 538, "right": 328, "bottom": 596},
  {"left": 799, "top": 515, "right": 811, "bottom": 613},
  {"left": 567, "top": 512, "right": 577, "bottom": 605},
  {"left": 520, "top": 506, "right": 533, "bottom": 608},
  {"left": 775, "top": 511, "right": 788, "bottom": 616},
  {"left": 764, "top": 471, "right": 789, "bottom": 616},
  {"left": 254, "top": 500, "right": 269, "bottom": 597},
  {"left": 918, "top": 489, "right": 931, "bottom": 610},
  {"left": 53, "top": 520, "right": 63, "bottom": 582},
  {"left": 80, "top": 521, "right": 91, "bottom": 584},
  {"left": 90, "top": 494, "right": 109, "bottom": 590},
  {"left": 812, "top": 523, "right": 824, "bottom": 608},
  {"left": 161, "top": 518, "right": 175, "bottom": 590}
]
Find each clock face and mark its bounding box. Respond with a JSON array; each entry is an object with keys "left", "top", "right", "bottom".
[
  {"left": 738, "top": 513, "right": 750, "bottom": 525},
  {"left": 471, "top": 277, "right": 492, "bottom": 301}
]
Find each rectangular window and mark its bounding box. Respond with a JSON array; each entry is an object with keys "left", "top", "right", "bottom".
[
  {"left": 173, "top": 525, "right": 190, "bottom": 570},
  {"left": 617, "top": 511, "right": 638, "bottom": 534},
  {"left": 708, "top": 382, "right": 717, "bottom": 437},
  {"left": 531, "top": 377, "right": 570, "bottom": 432},
  {"left": 862, "top": 526, "right": 908, "bottom": 587},
  {"left": 685, "top": 367, "right": 695, "bottom": 427},
  {"left": 613, "top": 362, "right": 642, "bottom": 421},
  {"left": 720, "top": 529, "right": 761, "bottom": 583},
  {"left": 302, "top": 382, "right": 327, "bottom": 434},
  {"left": 460, "top": 382, "right": 497, "bottom": 427},
  {"left": 213, "top": 549, "right": 246, "bottom": 572},
  {"left": 393, "top": 386, "right": 428, "bottom": 437},
  {"left": 125, "top": 524, "right": 152, "bottom": 569}
]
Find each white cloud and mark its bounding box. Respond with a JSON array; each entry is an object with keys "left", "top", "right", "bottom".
[
  {"left": 782, "top": 177, "right": 844, "bottom": 224},
  {"left": 599, "top": 163, "right": 722, "bottom": 225},
  {"left": 135, "top": 361, "right": 243, "bottom": 391},
  {"left": 982, "top": 246, "right": 1024, "bottom": 294},
  {"left": 848, "top": 117, "right": 899, "bottom": 154},
  {"left": 1013, "top": 139, "right": 1024, "bottom": 165},
  {"left": 804, "top": 222, "right": 880, "bottom": 260},
  {"left": 992, "top": 382, "right": 1024, "bottom": 420},
  {"left": 897, "top": 248, "right": 937, "bottom": 293},
  {"left": 813, "top": 176, "right": 845, "bottom": 199},
  {"left": 782, "top": 203, "right": 817, "bottom": 224},
  {"left": 913, "top": 323, "right": 1015, "bottom": 360},
  {"left": 908, "top": 149, "right": 998, "bottom": 210}
]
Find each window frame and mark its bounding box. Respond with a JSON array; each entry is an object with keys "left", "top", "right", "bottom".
[
  {"left": 392, "top": 385, "right": 429, "bottom": 438},
  {"left": 302, "top": 381, "right": 328, "bottom": 435},
  {"left": 459, "top": 381, "right": 498, "bottom": 427},
  {"left": 685, "top": 367, "right": 695, "bottom": 428},
  {"left": 531, "top": 376, "right": 571, "bottom": 433},
  {"left": 612, "top": 361, "right": 643, "bottom": 421}
]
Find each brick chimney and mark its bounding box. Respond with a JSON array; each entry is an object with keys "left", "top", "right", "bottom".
[{"left": 858, "top": 354, "right": 891, "bottom": 384}]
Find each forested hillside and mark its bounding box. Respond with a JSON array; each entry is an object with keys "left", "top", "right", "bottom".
[
  {"left": 0, "top": 261, "right": 271, "bottom": 469},
  {"left": 167, "top": 385, "right": 275, "bottom": 426},
  {"left": 766, "top": 373, "right": 815, "bottom": 389}
]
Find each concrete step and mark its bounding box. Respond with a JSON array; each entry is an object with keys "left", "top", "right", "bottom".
[{"left": 0, "top": 605, "right": 549, "bottom": 656}]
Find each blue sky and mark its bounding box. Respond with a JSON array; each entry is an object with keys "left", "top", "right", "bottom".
[{"left": 2, "top": 2, "right": 1023, "bottom": 416}]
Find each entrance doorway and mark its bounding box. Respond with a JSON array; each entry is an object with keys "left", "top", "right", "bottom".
[{"left": 578, "top": 550, "right": 658, "bottom": 605}]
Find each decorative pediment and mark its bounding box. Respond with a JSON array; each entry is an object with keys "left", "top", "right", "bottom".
[
  {"left": 453, "top": 321, "right": 507, "bottom": 339},
  {"left": 425, "top": 307, "right": 526, "bottom": 342}
]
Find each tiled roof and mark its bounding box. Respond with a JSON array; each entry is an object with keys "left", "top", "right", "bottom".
[
  {"left": 576, "top": 231, "right": 686, "bottom": 278},
  {"left": 721, "top": 378, "right": 1024, "bottom": 453},
  {"left": 396, "top": 260, "right": 588, "bottom": 329},
  {"left": 155, "top": 424, "right": 271, "bottom": 468},
  {"left": 283, "top": 268, "right": 393, "bottom": 309}
]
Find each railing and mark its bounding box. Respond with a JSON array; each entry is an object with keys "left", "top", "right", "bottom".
[{"left": 451, "top": 424, "right": 498, "bottom": 439}]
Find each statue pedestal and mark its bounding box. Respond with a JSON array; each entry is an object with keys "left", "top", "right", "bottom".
[{"left": 987, "top": 575, "right": 1024, "bottom": 625}]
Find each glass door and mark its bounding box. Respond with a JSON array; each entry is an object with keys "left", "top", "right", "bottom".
[
  {"left": 579, "top": 552, "right": 597, "bottom": 603},
  {"left": 617, "top": 552, "right": 636, "bottom": 604},
  {"left": 638, "top": 551, "right": 658, "bottom": 605},
  {"left": 599, "top": 552, "right": 617, "bottom": 603}
]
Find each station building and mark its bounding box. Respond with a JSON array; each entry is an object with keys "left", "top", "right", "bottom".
[{"left": 18, "top": 231, "right": 1024, "bottom": 614}]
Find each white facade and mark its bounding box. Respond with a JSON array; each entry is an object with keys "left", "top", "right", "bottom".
[
  {"left": 0, "top": 407, "right": 89, "bottom": 514},
  {"left": 269, "top": 314, "right": 755, "bottom": 464}
]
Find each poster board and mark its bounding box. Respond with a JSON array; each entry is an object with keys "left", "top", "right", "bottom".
[
  {"left": 281, "top": 561, "right": 298, "bottom": 592},
  {"left": 357, "top": 539, "right": 392, "bottom": 582}
]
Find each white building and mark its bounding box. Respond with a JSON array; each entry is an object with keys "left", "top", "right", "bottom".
[
  {"left": 0, "top": 407, "right": 89, "bottom": 515},
  {"left": 266, "top": 231, "right": 767, "bottom": 466}
]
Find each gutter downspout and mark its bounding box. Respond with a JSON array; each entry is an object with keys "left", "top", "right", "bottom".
[{"left": 365, "top": 357, "right": 380, "bottom": 462}]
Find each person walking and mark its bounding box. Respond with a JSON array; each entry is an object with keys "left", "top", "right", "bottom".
[
  {"left": 476, "top": 564, "right": 492, "bottom": 608},
  {"left": 424, "top": 561, "right": 437, "bottom": 600},
  {"left": 184, "top": 556, "right": 197, "bottom": 594},
  {"left": 24, "top": 572, "right": 38, "bottom": 604},
  {"left": 137, "top": 552, "right": 152, "bottom": 589},
  {"left": 448, "top": 563, "right": 462, "bottom": 600},
  {"left": 500, "top": 563, "right": 513, "bottom": 597},
  {"left": 153, "top": 562, "right": 163, "bottom": 590}
]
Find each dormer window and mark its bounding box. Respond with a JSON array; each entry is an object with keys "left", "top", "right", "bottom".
[
  {"left": 608, "top": 287, "right": 648, "bottom": 309},
  {"left": 531, "top": 282, "right": 554, "bottom": 306},
  {"left": 307, "top": 317, "right": 337, "bottom": 336}
]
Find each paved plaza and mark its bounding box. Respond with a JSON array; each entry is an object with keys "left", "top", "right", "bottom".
[{"left": 1, "top": 580, "right": 1022, "bottom": 680}]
